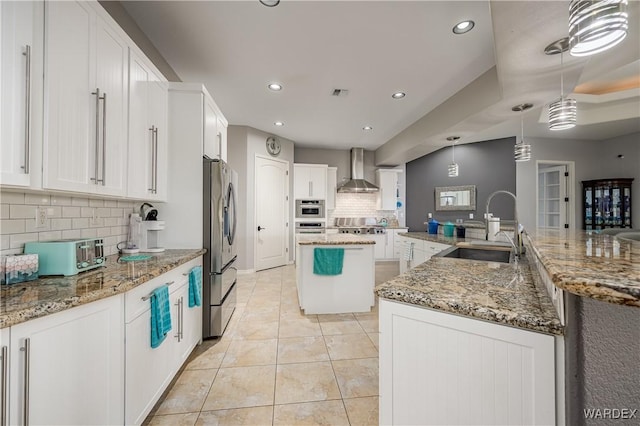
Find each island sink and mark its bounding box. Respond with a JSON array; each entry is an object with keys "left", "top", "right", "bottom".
[{"left": 436, "top": 245, "right": 512, "bottom": 263}]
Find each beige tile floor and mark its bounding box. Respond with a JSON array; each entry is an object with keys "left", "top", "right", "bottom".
[{"left": 144, "top": 262, "right": 398, "bottom": 426}]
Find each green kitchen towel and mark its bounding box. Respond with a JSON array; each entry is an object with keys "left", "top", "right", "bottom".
[
  {"left": 313, "top": 247, "right": 344, "bottom": 275},
  {"left": 150, "top": 285, "right": 172, "bottom": 348}
]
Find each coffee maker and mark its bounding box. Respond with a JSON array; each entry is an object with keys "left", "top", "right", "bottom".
[{"left": 139, "top": 203, "right": 165, "bottom": 253}]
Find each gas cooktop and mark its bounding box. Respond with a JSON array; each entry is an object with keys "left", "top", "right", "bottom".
[{"left": 337, "top": 226, "right": 386, "bottom": 234}]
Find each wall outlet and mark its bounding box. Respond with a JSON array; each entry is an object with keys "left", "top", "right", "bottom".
[
  {"left": 469, "top": 213, "right": 474, "bottom": 219},
  {"left": 35, "top": 207, "right": 48, "bottom": 229}
]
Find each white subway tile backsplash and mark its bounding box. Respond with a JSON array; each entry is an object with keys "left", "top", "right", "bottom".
[
  {"left": 51, "top": 218, "right": 72, "bottom": 230},
  {"left": 39, "top": 230, "right": 62, "bottom": 241},
  {"left": 0, "top": 192, "right": 25, "bottom": 204},
  {"left": 1, "top": 204, "right": 9, "bottom": 219},
  {"left": 89, "top": 199, "right": 104, "bottom": 207},
  {"left": 71, "top": 197, "right": 89, "bottom": 206},
  {"left": 0, "top": 248, "right": 21, "bottom": 256},
  {"left": 1, "top": 219, "right": 26, "bottom": 234},
  {"left": 10, "top": 204, "right": 37, "bottom": 219},
  {"left": 62, "top": 206, "right": 81, "bottom": 218},
  {"left": 97, "top": 227, "right": 111, "bottom": 237},
  {"left": 25, "top": 194, "right": 50, "bottom": 205},
  {"left": 104, "top": 217, "right": 119, "bottom": 227},
  {"left": 62, "top": 229, "right": 82, "bottom": 239},
  {"left": 10, "top": 232, "right": 39, "bottom": 249},
  {"left": 118, "top": 200, "right": 133, "bottom": 208},
  {"left": 110, "top": 208, "right": 124, "bottom": 217},
  {"left": 45, "top": 206, "right": 62, "bottom": 218},
  {"left": 89, "top": 218, "right": 104, "bottom": 228},
  {"left": 1, "top": 235, "right": 10, "bottom": 250},
  {"left": 81, "top": 207, "right": 94, "bottom": 218},
  {"left": 104, "top": 200, "right": 117, "bottom": 207},
  {"left": 97, "top": 207, "right": 110, "bottom": 217},
  {"left": 80, "top": 228, "right": 97, "bottom": 238},
  {"left": 72, "top": 218, "right": 90, "bottom": 229},
  {"left": 25, "top": 219, "right": 50, "bottom": 232},
  {"left": 51, "top": 195, "right": 72, "bottom": 205}
]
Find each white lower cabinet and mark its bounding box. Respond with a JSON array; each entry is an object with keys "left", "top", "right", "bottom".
[
  {"left": 398, "top": 236, "right": 450, "bottom": 273},
  {"left": 379, "top": 299, "right": 556, "bottom": 425},
  {"left": 125, "top": 257, "right": 202, "bottom": 425},
  {"left": 9, "top": 294, "right": 124, "bottom": 426},
  {"left": 1, "top": 328, "right": 10, "bottom": 424}
]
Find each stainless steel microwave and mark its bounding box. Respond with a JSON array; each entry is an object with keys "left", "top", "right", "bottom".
[{"left": 295, "top": 199, "right": 325, "bottom": 219}]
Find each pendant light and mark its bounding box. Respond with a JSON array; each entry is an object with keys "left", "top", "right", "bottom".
[
  {"left": 569, "top": 0, "right": 628, "bottom": 57},
  {"left": 447, "top": 136, "right": 460, "bottom": 177},
  {"left": 512, "top": 104, "right": 533, "bottom": 162},
  {"left": 546, "top": 38, "right": 577, "bottom": 131}
]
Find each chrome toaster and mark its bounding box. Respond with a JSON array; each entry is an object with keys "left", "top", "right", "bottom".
[{"left": 24, "top": 238, "right": 106, "bottom": 276}]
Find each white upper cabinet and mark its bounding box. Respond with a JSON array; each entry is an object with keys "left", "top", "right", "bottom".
[
  {"left": 127, "top": 48, "right": 168, "bottom": 201},
  {"left": 376, "top": 169, "right": 402, "bottom": 210},
  {"left": 43, "top": 0, "right": 128, "bottom": 196},
  {"left": 203, "top": 95, "right": 219, "bottom": 159},
  {"left": 0, "top": 1, "right": 44, "bottom": 188},
  {"left": 326, "top": 166, "right": 337, "bottom": 210},
  {"left": 217, "top": 115, "right": 228, "bottom": 162},
  {"left": 294, "top": 164, "right": 328, "bottom": 200}
]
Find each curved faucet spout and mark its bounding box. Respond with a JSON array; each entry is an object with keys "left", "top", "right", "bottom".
[{"left": 485, "top": 190, "right": 523, "bottom": 255}]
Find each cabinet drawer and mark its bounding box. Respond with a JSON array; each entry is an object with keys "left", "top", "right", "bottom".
[{"left": 125, "top": 258, "right": 200, "bottom": 323}]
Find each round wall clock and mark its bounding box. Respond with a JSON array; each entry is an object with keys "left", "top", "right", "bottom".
[{"left": 266, "top": 136, "right": 281, "bottom": 156}]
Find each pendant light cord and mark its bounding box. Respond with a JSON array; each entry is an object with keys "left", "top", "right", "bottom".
[
  {"left": 560, "top": 49, "right": 565, "bottom": 101},
  {"left": 520, "top": 113, "right": 524, "bottom": 145},
  {"left": 452, "top": 141, "right": 455, "bottom": 162}
]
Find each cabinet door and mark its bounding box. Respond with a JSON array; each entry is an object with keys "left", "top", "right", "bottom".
[
  {"left": 0, "top": 328, "right": 9, "bottom": 424},
  {"left": 308, "top": 166, "right": 327, "bottom": 199},
  {"left": 326, "top": 167, "right": 337, "bottom": 210},
  {"left": 0, "top": 1, "right": 40, "bottom": 187},
  {"left": 149, "top": 79, "right": 168, "bottom": 201},
  {"left": 294, "top": 165, "right": 311, "bottom": 199},
  {"left": 376, "top": 170, "right": 399, "bottom": 210},
  {"left": 203, "top": 96, "right": 219, "bottom": 159},
  {"left": 94, "top": 14, "right": 128, "bottom": 196},
  {"left": 10, "top": 295, "right": 124, "bottom": 426},
  {"left": 217, "top": 116, "right": 227, "bottom": 162},
  {"left": 43, "top": 0, "right": 94, "bottom": 192}
]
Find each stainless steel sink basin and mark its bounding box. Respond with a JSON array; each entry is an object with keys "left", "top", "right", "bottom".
[
  {"left": 435, "top": 246, "right": 512, "bottom": 263},
  {"left": 617, "top": 232, "right": 640, "bottom": 242}
]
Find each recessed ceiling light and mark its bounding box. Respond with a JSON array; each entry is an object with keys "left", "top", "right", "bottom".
[
  {"left": 268, "top": 83, "right": 282, "bottom": 91},
  {"left": 274, "top": 121, "right": 284, "bottom": 126},
  {"left": 453, "top": 20, "right": 475, "bottom": 34},
  {"left": 259, "top": 0, "right": 280, "bottom": 7},
  {"left": 363, "top": 126, "right": 373, "bottom": 131},
  {"left": 392, "top": 92, "right": 406, "bottom": 99}
]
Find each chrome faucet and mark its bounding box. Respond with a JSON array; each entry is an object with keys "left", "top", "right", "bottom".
[
  {"left": 485, "top": 190, "right": 523, "bottom": 255},
  {"left": 495, "top": 230, "right": 519, "bottom": 261}
]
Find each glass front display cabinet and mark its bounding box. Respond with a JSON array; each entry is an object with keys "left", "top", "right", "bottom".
[{"left": 582, "top": 178, "right": 633, "bottom": 230}]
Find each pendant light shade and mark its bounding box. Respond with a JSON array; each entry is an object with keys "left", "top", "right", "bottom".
[
  {"left": 447, "top": 136, "right": 459, "bottom": 177},
  {"left": 512, "top": 104, "right": 533, "bottom": 162},
  {"left": 545, "top": 38, "right": 577, "bottom": 130},
  {"left": 549, "top": 98, "right": 577, "bottom": 130},
  {"left": 569, "top": 0, "right": 628, "bottom": 57}
]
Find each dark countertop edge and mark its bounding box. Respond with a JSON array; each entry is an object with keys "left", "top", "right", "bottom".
[
  {"left": 0, "top": 249, "right": 206, "bottom": 329},
  {"left": 525, "top": 234, "right": 640, "bottom": 307},
  {"left": 297, "top": 241, "right": 375, "bottom": 245}
]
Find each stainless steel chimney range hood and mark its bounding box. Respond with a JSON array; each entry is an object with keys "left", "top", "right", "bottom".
[{"left": 337, "top": 148, "right": 379, "bottom": 193}]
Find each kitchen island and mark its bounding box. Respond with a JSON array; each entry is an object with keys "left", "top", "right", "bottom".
[{"left": 296, "top": 233, "right": 375, "bottom": 314}]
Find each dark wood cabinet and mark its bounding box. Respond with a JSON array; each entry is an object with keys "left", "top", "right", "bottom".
[{"left": 582, "top": 178, "right": 633, "bottom": 230}]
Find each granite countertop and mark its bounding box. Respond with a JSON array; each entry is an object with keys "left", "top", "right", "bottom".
[
  {"left": 297, "top": 233, "right": 375, "bottom": 245},
  {"left": 0, "top": 249, "right": 206, "bottom": 328},
  {"left": 398, "top": 231, "right": 473, "bottom": 245},
  {"left": 375, "top": 255, "right": 563, "bottom": 335},
  {"left": 526, "top": 229, "right": 640, "bottom": 307}
]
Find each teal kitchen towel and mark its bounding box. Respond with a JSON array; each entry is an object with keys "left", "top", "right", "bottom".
[
  {"left": 313, "top": 247, "right": 345, "bottom": 275},
  {"left": 189, "top": 266, "right": 202, "bottom": 307},
  {"left": 150, "top": 285, "right": 172, "bottom": 348}
]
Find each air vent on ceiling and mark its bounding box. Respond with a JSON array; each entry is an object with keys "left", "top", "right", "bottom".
[{"left": 332, "top": 89, "right": 349, "bottom": 97}]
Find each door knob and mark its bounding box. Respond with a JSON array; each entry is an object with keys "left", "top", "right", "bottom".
[{"left": 257, "top": 226, "right": 266, "bottom": 231}]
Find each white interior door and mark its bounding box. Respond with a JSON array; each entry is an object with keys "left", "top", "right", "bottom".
[
  {"left": 537, "top": 164, "right": 568, "bottom": 230},
  {"left": 255, "top": 156, "right": 289, "bottom": 271}
]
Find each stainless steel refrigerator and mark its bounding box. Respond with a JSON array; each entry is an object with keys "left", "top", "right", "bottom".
[{"left": 203, "top": 158, "right": 238, "bottom": 338}]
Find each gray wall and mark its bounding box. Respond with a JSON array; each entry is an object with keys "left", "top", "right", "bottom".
[
  {"left": 406, "top": 137, "right": 516, "bottom": 231},
  {"left": 565, "top": 294, "right": 640, "bottom": 425},
  {"left": 227, "top": 126, "right": 295, "bottom": 272},
  {"left": 517, "top": 132, "right": 640, "bottom": 230},
  {"left": 99, "top": 1, "right": 181, "bottom": 82}
]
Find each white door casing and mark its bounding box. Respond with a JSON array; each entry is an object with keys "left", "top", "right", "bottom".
[
  {"left": 536, "top": 161, "right": 574, "bottom": 230},
  {"left": 255, "top": 155, "right": 289, "bottom": 271}
]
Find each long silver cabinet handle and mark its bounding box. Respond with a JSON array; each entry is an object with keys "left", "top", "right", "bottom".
[
  {"left": 174, "top": 299, "right": 181, "bottom": 340},
  {"left": 21, "top": 338, "right": 30, "bottom": 426},
  {"left": 1, "top": 346, "right": 7, "bottom": 426},
  {"left": 153, "top": 127, "right": 159, "bottom": 193},
  {"left": 148, "top": 126, "right": 155, "bottom": 192},
  {"left": 91, "top": 89, "right": 101, "bottom": 184},
  {"left": 100, "top": 92, "right": 107, "bottom": 186},
  {"left": 180, "top": 297, "right": 184, "bottom": 339},
  {"left": 22, "top": 45, "right": 31, "bottom": 174}
]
